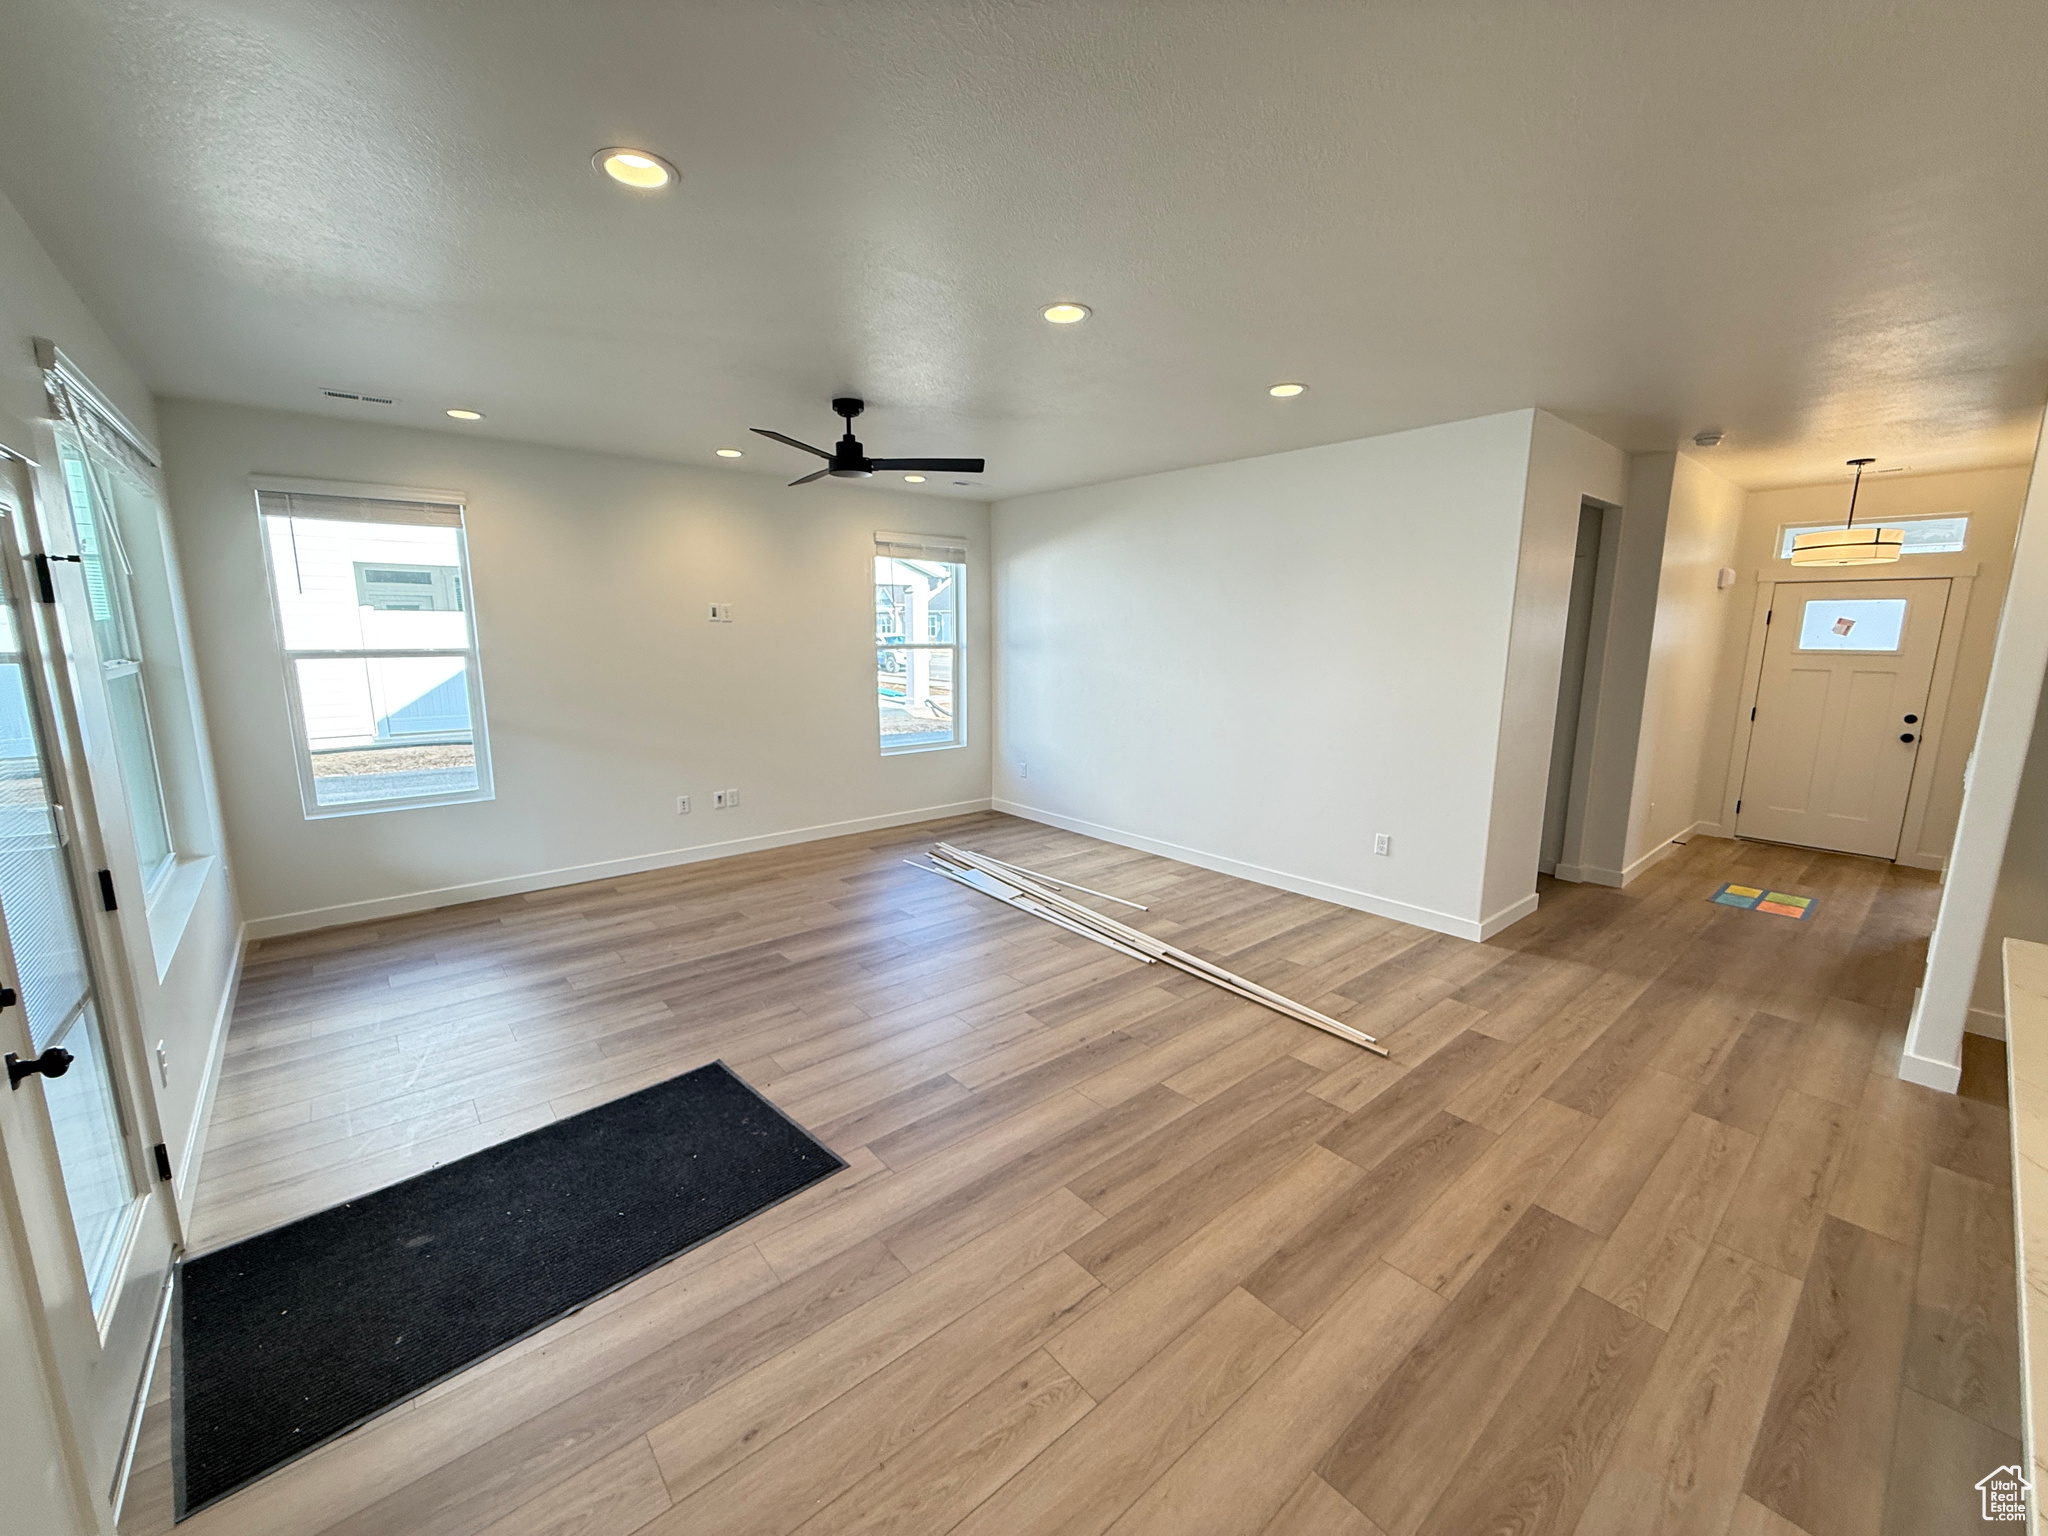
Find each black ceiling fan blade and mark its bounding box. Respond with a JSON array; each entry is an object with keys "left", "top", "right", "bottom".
[
  {"left": 788, "top": 467, "right": 831, "bottom": 486},
  {"left": 869, "top": 458, "right": 986, "bottom": 473},
  {"left": 751, "top": 428, "right": 832, "bottom": 460}
]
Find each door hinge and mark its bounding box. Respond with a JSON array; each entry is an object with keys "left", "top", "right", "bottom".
[
  {"left": 1751, "top": 706, "right": 1757, "bottom": 721},
  {"left": 30, "top": 552, "right": 81, "bottom": 605},
  {"left": 97, "top": 868, "right": 118, "bottom": 911},
  {"left": 1736, "top": 799, "right": 1743, "bottom": 813},
  {"left": 153, "top": 1143, "right": 173, "bottom": 1183},
  {"left": 1765, "top": 609, "right": 1772, "bottom": 624}
]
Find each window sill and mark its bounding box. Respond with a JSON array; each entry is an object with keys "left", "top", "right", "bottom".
[
  {"left": 145, "top": 854, "right": 216, "bottom": 981},
  {"left": 881, "top": 740, "right": 966, "bottom": 757},
  {"left": 300, "top": 787, "right": 495, "bottom": 820}
]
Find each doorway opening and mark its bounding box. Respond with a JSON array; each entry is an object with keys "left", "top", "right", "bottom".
[{"left": 1540, "top": 501, "right": 1608, "bottom": 876}]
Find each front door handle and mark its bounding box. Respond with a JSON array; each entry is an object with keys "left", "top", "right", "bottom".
[
  {"left": 1903, "top": 713, "right": 1920, "bottom": 724},
  {"left": 1900, "top": 733, "right": 1917, "bottom": 743},
  {"left": 6, "top": 1047, "right": 73, "bottom": 1090}
]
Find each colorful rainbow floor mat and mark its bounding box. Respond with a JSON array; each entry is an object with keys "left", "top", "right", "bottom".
[{"left": 1709, "top": 883, "right": 1816, "bottom": 920}]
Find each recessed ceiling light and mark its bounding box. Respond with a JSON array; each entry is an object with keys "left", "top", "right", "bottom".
[
  {"left": 594, "top": 147, "right": 677, "bottom": 190},
  {"left": 716, "top": 448, "right": 744, "bottom": 458},
  {"left": 1268, "top": 382, "right": 1306, "bottom": 398},
  {"left": 1041, "top": 302, "right": 1091, "bottom": 324},
  {"left": 445, "top": 408, "right": 484, "bottom": 421},
  {"left": 903, "top": 474, "right": 926, "bottom": 483}
]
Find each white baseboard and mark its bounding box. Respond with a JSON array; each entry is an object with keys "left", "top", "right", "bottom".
[
  {"left": 174, "top": 919, "right": 246, "bottom": 1225},
  {"left": 1476, "top": 892, "right": 1542, "bottom": 940},
  {"left": 1898, "top": 1045, "right": 1963, "bottom": 1094},
  {"left": 1967, "top": 1005, "right": 2007, "bottom": 1040},
  {"left": 992, "top": 798, "right": 1496, "bottom": 941},
  {"left": 244, "top": 799, "right": 995, "bottom": 940},
  {"left": 1555, "top": 823, "right": 1705, "bottom": 890},
  {"left": 1898, "top": 849, "right": 1948, "bottom": 873}
]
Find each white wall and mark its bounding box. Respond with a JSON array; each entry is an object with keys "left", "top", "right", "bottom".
[
  {"left": 1974, "top": 673, "right": 2048, "bottom": 1029},
  {"left": 1694, "top": 463, "right": 2031, "bottom": 865},
  {"left": 0, "top": 194, "right": 149, "bottom": 449},
  {"left": 991, "top": 408, "right": 1623, "bottom": 940},
  {"left": 1624, "top": 452, "right": 1745, "bottom": 869},
  {"left": 1552, "top": 450, "right": 1743, "bottom": 886},
  {"left": 157, "top": 399, "right": 992, "bottom": 933},
  {"left": 1903, "top": 421, "right": 2048, "bottom": 1092},
  {"left": 1480, "top": 412, "right": 1628, "bottom": 918}
]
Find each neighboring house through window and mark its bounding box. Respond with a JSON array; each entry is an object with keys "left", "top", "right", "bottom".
[
  {"left": 256, "top": 484, "right": 493, "bottom": 816},
  {"left": 875, "top": 533, "right": 965, "bottom": 753}
]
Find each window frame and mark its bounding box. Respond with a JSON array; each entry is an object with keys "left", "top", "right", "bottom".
[
  {"left": 874, "top": 532, "right": 967, "bottom": 756},
  {"left": 253, "top": 477, "right": 496, "bottom": 819},
  {"left": 51, "top": 428, "right": 179, "bottom": 896},
  {"left": 1776, "top": 512, "right": 1969, "bottom": 561}
]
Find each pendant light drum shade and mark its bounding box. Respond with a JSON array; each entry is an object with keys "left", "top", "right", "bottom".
[
  {"left": 1789, "top": 457, "right": 1904, "bottom": 567},
  {"left": 1790, "top": 524, "right": 1905, "bottom": 565}
]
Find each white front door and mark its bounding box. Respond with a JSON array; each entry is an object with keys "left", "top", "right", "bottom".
[
  {"left": 0, "top": 457, "right": 174, "bottom": 1530},
  {"left": 1736, "top": 577, "right": 1949, "bottom": 859}
]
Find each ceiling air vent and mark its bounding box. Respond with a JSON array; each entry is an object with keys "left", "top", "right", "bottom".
[{"left": 321, "top": 389, "right": 397, "bottom": 405}]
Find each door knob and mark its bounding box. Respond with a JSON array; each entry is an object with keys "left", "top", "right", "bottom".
[
  {"left": 1900, "top": 733, "right": 1917, "bottom": 743},
  {"left": 6, "top": 1047, "right": 73, "bottom": 1090}
]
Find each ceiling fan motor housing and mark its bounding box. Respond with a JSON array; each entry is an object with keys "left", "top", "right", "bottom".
[{"left": 832, "top": 397, "right": 873, "bottom": 474}]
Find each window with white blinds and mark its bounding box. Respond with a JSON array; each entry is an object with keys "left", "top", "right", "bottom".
[
  {"left": 256, "top": 485, "right": 493, "bottom": 816},
  {"left": 53, "top": 427, "right": 177, "bottom": 891},
  {"left": 875, "top": 532, "right": 965, "bottom": 753}
]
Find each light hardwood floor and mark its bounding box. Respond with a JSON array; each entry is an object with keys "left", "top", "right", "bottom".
[{"left": 118, "top": 812, "right": 2020, "bottom": 1536}]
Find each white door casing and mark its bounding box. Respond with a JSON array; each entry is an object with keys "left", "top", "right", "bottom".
[{"left": 1736, "top": 577, "right": 1950, "bottom": 859}]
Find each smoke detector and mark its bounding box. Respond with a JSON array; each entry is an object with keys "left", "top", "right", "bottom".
[{"left": 1692, "top": 429, "right": 1725, "bottom": 448}]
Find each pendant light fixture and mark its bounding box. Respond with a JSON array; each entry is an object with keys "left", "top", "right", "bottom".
[{"left": 1789, "top": 457, "right": 1904, "bottom": 566}]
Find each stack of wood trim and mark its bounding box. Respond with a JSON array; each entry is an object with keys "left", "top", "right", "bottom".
[{"left": 907, "top": 843, "right": 1387, "bottom": 1056}]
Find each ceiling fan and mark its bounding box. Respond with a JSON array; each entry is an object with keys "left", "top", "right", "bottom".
[{"left": 752, "top": 398, "right": 985, "bottom": 486}]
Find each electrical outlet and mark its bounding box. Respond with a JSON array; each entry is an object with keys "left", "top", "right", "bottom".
[
  {"left": 155, "top": 1040, "right": 169, "bottom": 1087},
  {"left": 1374, "top": 834, "right": 1392, "bottom": 856},
  {"left": 676, "top": 795, "right": 691, "bottom": 815},
  {"left": 708, "top": 603, "right": 734, "bottom": 622}
]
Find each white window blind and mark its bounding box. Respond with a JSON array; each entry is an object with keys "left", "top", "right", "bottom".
[
  {"left": 256, "top": 490, "right": 464, "bottom": 528},
  {"left": 875, "top": 533, "right": 969, "bottom": 565}
]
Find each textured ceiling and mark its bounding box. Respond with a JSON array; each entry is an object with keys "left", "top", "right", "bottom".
[{"left": 0, "top": 0, "right": 2044, "bottom": 497}]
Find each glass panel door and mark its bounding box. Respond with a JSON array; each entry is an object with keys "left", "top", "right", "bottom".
[{"left": 0, "top": 535, "right": 137, "bottom": 1307}]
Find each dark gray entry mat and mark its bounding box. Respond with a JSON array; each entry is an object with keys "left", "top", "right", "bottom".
[{"left": 172, "top": 1060, "right": 842, "bottom": 1518}]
